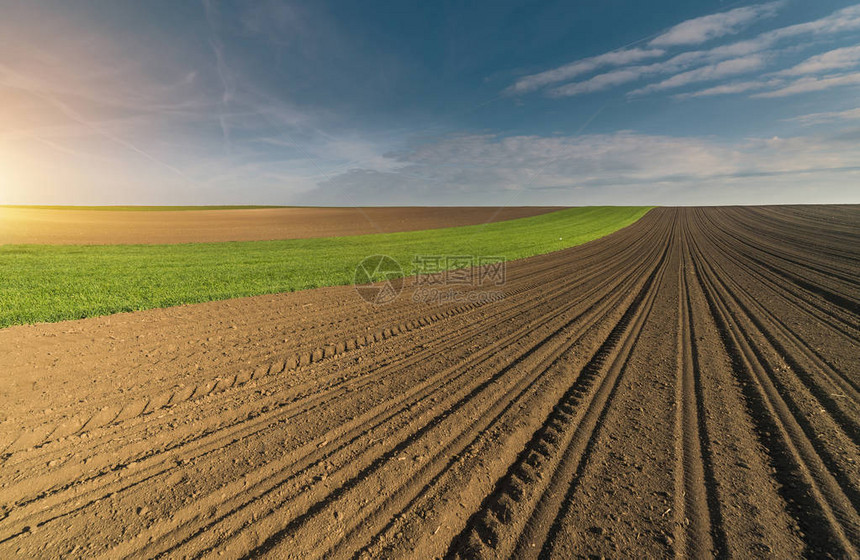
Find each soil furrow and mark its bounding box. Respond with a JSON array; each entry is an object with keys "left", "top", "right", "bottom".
[
  {"left": 2, "top": 206, "right": 858, "bottom": 559},
  {"left": 672, "top": 246, "right": 718, "bottom": 559},
  {"left": 445, "top": 216, "right": 671, "bottom": 559},
  {"left": 0, "top": 235, "right": 657, "bottom": 542},
  {"left": 690, "top": 230, "right": 860, "bottom": 557}
]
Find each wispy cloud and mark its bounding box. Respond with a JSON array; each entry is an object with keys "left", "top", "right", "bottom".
[
  {"left": 777, "top": 44, "right": 860, "bottom": 76},
  {"left": 507, "top": 48, "right": 664, "bottom": 95},
  {"left": 649, "top": 1, "right": 783, "bottom": 47},
  {"left": 514, "top": 4, "right": 860, "bottom": 99},
  {"left": 787, "top": 107, "right": 860, "bottom": 125},
  {"left": 548, "top": 67, "right": 653, "bottom": 97},
  {"left": 679, "top": 44, "right": 860, "bottom": 98},
  {"left": 675, "top": 79, "right": 779, "bottom": 98},
  {"left": 766, "top": 3, "right": 860, "bottom": 39},
  {"left": 753, "top": 71, "right": 860, "bottom": 97},
  {"left": 629, "top": 54, "right": 766, "bottom": 96},
  {"left": 545, "top": 49, "right": 732, "bottom": 97},
  {"left": 700, "top": 4, "right": 860, "bottom": 58},
  {"left": 509, "top": 1, "right": 786, "bottom": 97}
]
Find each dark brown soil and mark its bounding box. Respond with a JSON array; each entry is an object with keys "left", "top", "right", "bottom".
[
  {"left": 0, "top": 206, "right": 562, "bottom": 245},
  {"left": 0, "top": 206, "right": 857, "bottom": 559}
]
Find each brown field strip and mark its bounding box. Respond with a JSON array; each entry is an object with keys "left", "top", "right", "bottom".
[
  {"left": 0, "top": 206, "right": 857, "bottom": 558},
  {"left": 0, "top": 206, "right": 562, "bottom": 245}
]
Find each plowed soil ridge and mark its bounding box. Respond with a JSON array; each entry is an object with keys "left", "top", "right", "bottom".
[{"left": 0, "top": 205, "right": 858, "bottom": 559}]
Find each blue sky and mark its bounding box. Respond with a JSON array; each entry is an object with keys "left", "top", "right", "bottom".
[{"left": 1, "top": 0, "right": 858, "bottom": 205}]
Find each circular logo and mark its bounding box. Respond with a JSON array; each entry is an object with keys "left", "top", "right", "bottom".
[{"left": 353, "top": 255, "right": 404, "bottom": 305}]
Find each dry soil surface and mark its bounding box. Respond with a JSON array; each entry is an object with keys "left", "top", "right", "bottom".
[
  {"left": 0, "top": 206, "right": 858, "bottom": 559},
  {"left": 0, "top": 206, "right": 561, "bottom": 245}
]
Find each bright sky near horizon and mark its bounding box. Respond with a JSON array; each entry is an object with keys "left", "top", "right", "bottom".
[{"left": 1, "top": 0, "right": 858, "bottom": 206}]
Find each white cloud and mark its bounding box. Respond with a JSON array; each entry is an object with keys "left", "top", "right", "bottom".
[
  {"left": 680, "top": 68, "right": 860, "bottom": 99},
  {"left": 507, "top": 48, "right": 664, "bottom": 94},
  {"left": 520, "top": 4, "right": 860, "bottom": 98},
  {"left": 777, "top": 44, "right": 860, "bottom": 76},
  {"left": 507, "top": 1, "right": 787, "bottom": 96},
  {"left": 547, "top": 48, "right": 766, "bottom": 97},
  {"left": 298, "top": 131, "right": 860, "bottom": 205},
  {"left": 549, "top": 67, "right": 653, "bottom": 97},
  {"left": 630, "top": 54, "right": 766, "bottom": 95},
  {"left": 765, "top": 4, "right": 860, "bottom": 41},
  {"left": 677, "top": 43, "right": 860, "bottom": 99},
  {"left": 787, "top": 107, "right": 860, "bottom": 125},
  {"left": 649, "top": 1, "right": 783, "bottom": 47},
  {"left": 675, "top": 79, "right": 779, "bottom": 98},
  {"left": 753, "top": 71, "right": 860, "bottom": 97}
]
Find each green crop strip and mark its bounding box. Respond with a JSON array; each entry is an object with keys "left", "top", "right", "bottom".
[{"left": 0, "top": 206, "right": 651, "bottom": 327}]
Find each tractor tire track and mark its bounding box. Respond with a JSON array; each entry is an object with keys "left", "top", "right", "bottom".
[{"left": 1, "top": 205, "right": 858, "bottom": 559}]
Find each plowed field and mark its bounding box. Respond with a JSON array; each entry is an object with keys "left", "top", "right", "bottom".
[
  {"left": 1, "top": 206, "right": 857, "bottom": 559},
  {"left": 0, "top": 206, "right": 561, "bottom": 245}
]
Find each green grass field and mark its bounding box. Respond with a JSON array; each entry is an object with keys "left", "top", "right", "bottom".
[{"left": 0, "top": 206, "right": 651, "bottom": 327}]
